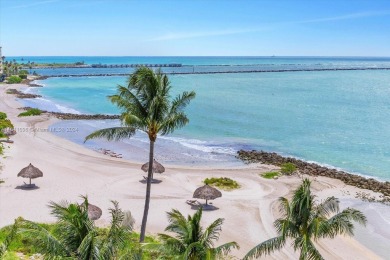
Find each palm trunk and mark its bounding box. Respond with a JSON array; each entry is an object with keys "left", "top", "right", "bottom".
[{"left": 139, "top": 140, "right": 154, "bottom": 242}]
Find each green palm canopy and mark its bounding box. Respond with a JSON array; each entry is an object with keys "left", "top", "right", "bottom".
[
  {"left": 158, "top": 208, "right": 239, "bottom": 259},
  {"left": 244, "top": 178, "right": 367, "bottom": 260},
  {"left": 18, "top": 197, "right": 133, "bottom": 259},
  {"left": 85, "top": 67, "right": 196, "bottom": 242}
]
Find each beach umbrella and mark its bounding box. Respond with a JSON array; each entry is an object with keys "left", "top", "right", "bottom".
[
  {"left": 87, "top": 203, "right": 102, "bottom": 221},
  {"left": 193, "top": 184, "right": 222, "bottom": 205},
  {"left": 141, "top": 159, "right": 165, "bottom": 174},
  {"left": 17, "top": 163, "right": 43, "bottom": 186}
]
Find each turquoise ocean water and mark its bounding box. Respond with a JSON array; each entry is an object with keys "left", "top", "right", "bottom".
[{"left": 14, "top": 56, "right": 390, "bottom": 180}]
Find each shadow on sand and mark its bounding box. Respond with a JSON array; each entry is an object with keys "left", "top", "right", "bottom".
[
  {"left": 187, "top": 202, "right": 219, "bottom": 211},
  {"left": 139, "top": 178, "right": 163, "bottom": 184},
  {"left": 15, "top": 184, "right": 40, "bottom": 190}
]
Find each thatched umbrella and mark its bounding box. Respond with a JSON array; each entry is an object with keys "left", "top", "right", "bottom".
[
  {"left": 193, "top": 184, "right": 222, "bottom": 205},
  {"left": 87, "top": 204, "right": 102, "bottom": 220},
  {"left": 17, "top": 163, "right": 43, "bottom": 186},
  {"left": 141, "top": 159, "right": 165, "bottom": 174}
]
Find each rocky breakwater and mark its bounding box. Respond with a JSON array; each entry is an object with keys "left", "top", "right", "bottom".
[
  {"left": 50, "top": 112, "right": 120, "bottom": 120},
  {"left": 19, "top": 107, "right": 120, "bottom": 120},
  {"left": 6, "top": 89, "right": 42, "bottom": 99},
  {"left": 237, "top": 150, "right": 390, "bottom": 198}
]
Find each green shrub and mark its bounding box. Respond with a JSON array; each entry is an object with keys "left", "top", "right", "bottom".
[
  {"left": 0, "top": 119, "right": 14, "bottom": 131},
  {"left": 7, "top": 76, "right": 22, "bottom": 84},
  {"left": 0, "top": 112, "right": 7, "bottom": 120},
  {"left": 203, "top": 177, "right": 240, "bottom": 190},
  {"left": 18, "top": 74, "right": 27, "bottom": 79},
  {"left": 0, "top": 223, "right": 159, "bottom": 258},
  {"left": 281, "top": 162, "right": 297, "bottom": 175},
  {"left": 18, "top": 108, "right": 42, "bottom": 117},
  {"left": 19, "top": 70, "right": 28, "bottom": 75},
  {"left": 261, "top": 171, "right": 280, "bottom": 179}
]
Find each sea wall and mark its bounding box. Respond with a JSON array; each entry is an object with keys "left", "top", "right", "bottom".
[{"left": 237, "top": 150, "right": 390, "bottom": 197}]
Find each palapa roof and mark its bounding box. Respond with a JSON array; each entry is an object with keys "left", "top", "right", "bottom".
[
  {"left": 17, "top": 163, "right": 43, "bottom": 179},
  {"left": 141, "top": 159, "right": 165, "bottom": 174},
  {"left": 87, "top": 203, "right": 102, "bottom": 220},
  {"left": 193, "top": 184, "right": 222, "bottom": 200}
]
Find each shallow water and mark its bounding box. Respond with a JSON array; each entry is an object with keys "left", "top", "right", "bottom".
[{"left": 17, "top": 57, "right": 390, "bottom": 179}]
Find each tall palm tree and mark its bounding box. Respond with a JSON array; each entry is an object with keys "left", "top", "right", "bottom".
[
  {"left": 85, "top": 67, "right": 196, "bottom": 242},
  {"left": 18, "top": 197, "right": 134, "bottom": 259},
  {"left": 244, "top": 178, "right": 367, "bottom": 260},
  {"left": 158, "top": 208, "right": 239, "bottom": 259}
]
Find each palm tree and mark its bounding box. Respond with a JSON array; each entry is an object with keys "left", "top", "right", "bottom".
[
  {"left": 85, "top": 67, "right": 196, "bottom": 242},
  {"left": 244, "top": 178, "right": 367, "bottom": 260},
  {"left": 18, "top": 197, "right": 134, "bottom": 259},
  {"left": 158, "top": 208, "right": 239, "bottom": 259}
]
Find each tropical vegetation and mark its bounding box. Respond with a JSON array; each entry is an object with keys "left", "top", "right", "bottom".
[
  {"left": 244, "top": 178, "right": 367, "bottom": 259},
  {"left": 157, "top": 208, "right": 239, "bottom": 259},
  {"left": 280, "top": 162, "right": 297, "bottom": 175},
  {"left": 85, "top": 67, "right": 196, "bottom": 242},
  {"left": 6, "top": 75, "right": 22, "bottom": 84},
  {"left": 203, "top": 177, "right": 240, "bottom": 190},
  {"left": 260, "top": 171, "right": 280, "bottom": 179},
  {"left": 18, "top": 108, "right": 42, "bottom": 117},
  {"left": 16, "top": 197, "right": 136, "bottom": 259},
  {"left": 0, "top": 112, "right": 14, "bottom": 138}
]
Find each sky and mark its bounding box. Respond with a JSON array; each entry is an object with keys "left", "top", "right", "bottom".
[{"left": 0, "top": 0, "right": 390, "bottom": 56}]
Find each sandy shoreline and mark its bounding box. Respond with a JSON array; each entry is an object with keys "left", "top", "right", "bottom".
[{"left": 0, "top": 83, "right": 389, "bottom": 259}]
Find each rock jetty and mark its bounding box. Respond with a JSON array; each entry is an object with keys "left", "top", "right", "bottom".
[
  {"left": 50, "top": 112, "right": 120, "bottom": 120},
  {"left": 19, "top": 107, "right": 120, "bottom": 120},
  {"left": 237, "top": 150, "right": 390, "bottom": 197},
  {"left": 7, "top": 89, "right": 42, "bottom": 98}
]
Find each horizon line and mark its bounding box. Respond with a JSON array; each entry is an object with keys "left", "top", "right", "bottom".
[{"left": 4, "top": 55, "right": 390, "bottom": 58}]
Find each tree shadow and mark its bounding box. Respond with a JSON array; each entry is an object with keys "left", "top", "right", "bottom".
[{"left": 139, "top": 178, "right": 163, "bottom": 184}]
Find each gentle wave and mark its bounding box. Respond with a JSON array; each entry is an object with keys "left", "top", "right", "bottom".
[
  {"left": 159, "top": 136, "right": 237, "bottom": 155},
  {"left": 20, "top": 97, "right": 81, "bottom": 114}
]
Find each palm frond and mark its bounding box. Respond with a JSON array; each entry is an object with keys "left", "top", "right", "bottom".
[
  {"left": 77, "top": 232, "right": 99, "bottom": 260},
  {"left": 243, "top": 236, "right": 286, "bottom": 259},
  {"left": 316, "top": 196, "right": 340, "bottom": 217},
  {"left": 183, "top": 241, "right": 205, "bottom": 259},
  {"left": 18, "top": 219, "right": 70, "bottom": 258},
  {"left": 0, "top": 219, "right": 19, "bottom": 257},
  {"left": 100, "top": 201, "right": 132, "bottom": 259},
  {"left": 84, "top": 127, "right": 136, "bottom": 142},
  {"left": 300, "top": 239, "right": 324, "bottom": 260},
  {"left": 160, "top": 112, "right": 189, "bottom": 135},
  {"left": 111, "top": 84, "right": 147, "bottom": 117},
  {"left": 157, "top": 233, "right": 185, "bottom": 255},
  {"left": 318, "top": 208, "right": 366, "bottom": 238},
  {"left": 201, "top": 217, "right": 224, "bottom": 248},
  {"left": 170, "top": 91, "right": 196, "bottom": 113},
  {"left": 211, "top": 241, "right": 240, "bottom": 257}
]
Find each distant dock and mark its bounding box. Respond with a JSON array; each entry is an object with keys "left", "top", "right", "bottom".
[
  {"left": 91, "top": 63, "right": 182, "bottom": 68},
  {"left": 41, "top": 67, "right": 390, "bottom": 78}
]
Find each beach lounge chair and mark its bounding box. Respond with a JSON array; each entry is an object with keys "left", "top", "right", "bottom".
[{"left": 186, "top": 200, "right": 201, "bottom": 206}]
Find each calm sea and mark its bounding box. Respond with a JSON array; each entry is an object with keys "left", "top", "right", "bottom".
[{"left": 13, "top": 56, "right": 390, "bottom": 180}]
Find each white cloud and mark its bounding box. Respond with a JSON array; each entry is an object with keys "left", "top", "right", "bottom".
[
  {"left": 149, "top": 27, "right": 268, "bottom": 42},
  {"left": 150, "top": 10, "right": 390, "bottom": 42},
  {"left": 298, "top": 10, "right": 390, "bottom": 24},
  {"left": 10, "top": 0, "right": 60, "bottom": 9}
]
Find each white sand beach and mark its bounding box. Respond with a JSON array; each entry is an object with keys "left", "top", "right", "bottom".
[{"left": 0, "top": 83, "right": 388, "bottom": 259}]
